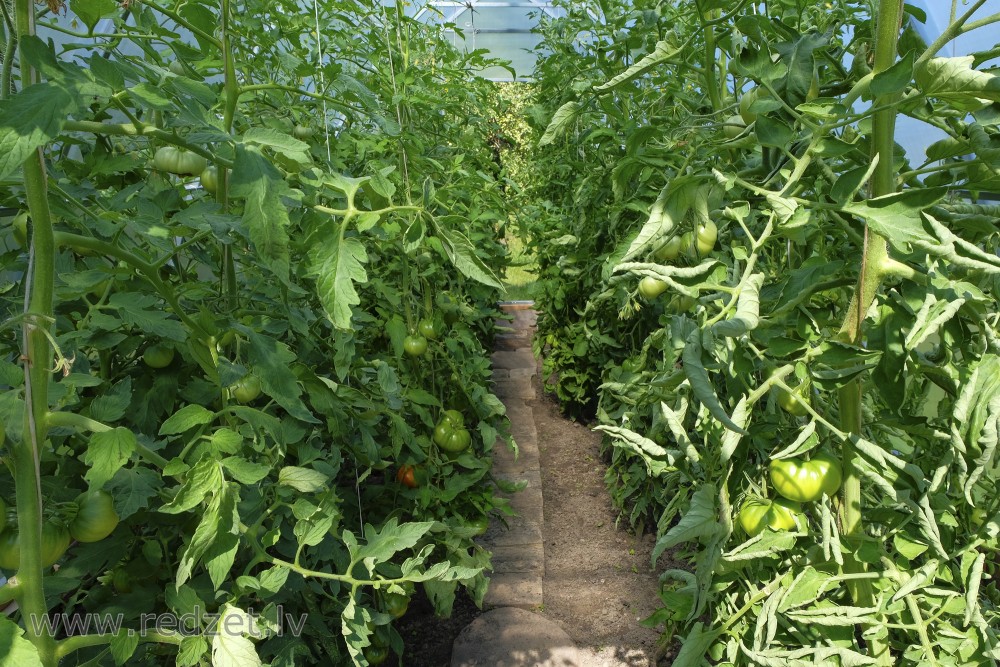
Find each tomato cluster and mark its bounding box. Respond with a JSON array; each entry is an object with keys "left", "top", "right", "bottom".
[
  {"left": 738, "top": 450, "right": 843, "bottom": 537},
  {"left": 0, "top": 490, "right": 120, "bottom": 572}
]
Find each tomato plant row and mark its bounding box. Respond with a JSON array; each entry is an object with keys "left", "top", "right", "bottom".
[
  {"left": 522, "top": 0, "right": 1000, "bottom": 664},
  {"left": 0, "top": 1, "right": 517, "bottom": 665}
]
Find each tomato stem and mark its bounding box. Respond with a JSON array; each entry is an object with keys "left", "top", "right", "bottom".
[{"left": 834, "top": 1, "right": 904, "bottom": 663}]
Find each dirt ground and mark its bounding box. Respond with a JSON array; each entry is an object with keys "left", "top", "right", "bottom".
[
  {"left": 532, "top": 368, "right": 665, "bottom": 666},
  {"left": 399, "top": 351, "right": 673, "bottom": 666}
]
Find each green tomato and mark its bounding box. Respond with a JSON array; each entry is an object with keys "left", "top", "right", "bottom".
[
  {"left": 152, "top": 146, "right": 207, "bottom": 176},
  {"left": 638, "top": 276, "right": 668, "bottom": 300},
  {"left": 112, "top": 568, "right": 132, "bottom": 593},
  {"left": 442, "top": 410, "right": 465, "bottom": 427},
  {"left": 654, "top": 236, "right": 682, "bottom": 262},
  {"left": 739, "top": 87, "right": 772, "bottom": 125},
  {"left": 363, "top": 645, "right": 389, "bottom": 665},
  {"left": 11, "top": 212, "right": 28, "bottom": 247},
  {"left": 403, "top": 335, "right": 428, "bottom": 357},
  {"left": 231, "top": 375, "right": 262, "bottom": 404},
  {"left": 0, "top": 521, "right": 72, "bottom": 570},
  {"left": 70, "top": 490, "right": 119, "bottom": 543},
  {"left": 722, "top": 115, "right": 746, "bottom": 140},
  {"left": 418, "top": 319, "right": 439, "bottom": 340},
  {"left": 433, "top": 422, "right": 453, "bottom": 447},
  {"left": 292, "top": 125, "right": 316, "bottom": 140},
  {"left": 738, "top": 497, "right": 805, "bottom": 536},
  {"left": 385, "top": 591, "right": 410, "bottom": 618},
  {"left": 695, "top": 221, "right": 717, "bottom": 255},
  {"left": 770, "top": 451, "right": 843, "bottom": 503},
  {"left": 469, "top": 516, "right": 490, "bottom": 536},
  {"left": 678, "top": 232, "right": 695, "bottom": 257},
  {"left": 168, "top": 60, "right": 186, "bottom": 76},
  {"left": 142, "top": 344, "right": 175, "bottom": 369},
  {"left": 441, "top": 428, "right": 472, "bottom": 454},
  {"left": 778, "top": 386, "right": 810, "bottom": 416},
  {"left": 200, "top": 166, "right": 219, "bottom": 194},
  {"left": 671, "top": 295, "right": 698, "bottom": 312}
]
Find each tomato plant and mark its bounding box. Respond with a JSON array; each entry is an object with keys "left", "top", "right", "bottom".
[
  {"left": 0, "top": 1, "right": 512, "bottom": 664},
  {"left": 69, "top": 490, "right": 119, "bottom": 543},
  {"left": 529, "top": 0, "right": 1000, "bottom": 663}
]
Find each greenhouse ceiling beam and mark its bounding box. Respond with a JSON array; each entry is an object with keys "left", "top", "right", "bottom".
[{"left": 413, "top": 1, "right": 560, "bottom": 22}]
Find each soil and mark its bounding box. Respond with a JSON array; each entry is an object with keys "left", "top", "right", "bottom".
[
  {"left": 532, "top": 368, "right": 666, "bottom": 667},
  {"left": 397, "top": 342, "right": 675, "bottom": 666}
]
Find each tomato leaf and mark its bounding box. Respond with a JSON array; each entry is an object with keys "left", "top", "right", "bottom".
[
  {"left": 84, "top": 427, "right": 137, "bottom": 489},
  {"left": 107, "top": 467, "right": 161, "bottom": 520},
  {"left": 682, "top": 330, "right": 748, "bottom": 435},
  {"left": 538, "top": 100, "right": 581, "bottom": 146},
  {"left": 915, "top": 56, "right": 1000, "bottom": 111},
  {"left": 309, "top": 218, "right": 368, "bottom": 330},
  {"left": 109, "top": 629, "right": 139, "bottom": 666},
  {"left": 842, "top": 188, "right": 945, "bottom": 252},
  {"left": 160, "top": 458, "right": 224, "bottom": 514},
  {"left": 432, "top": 219, "right": 503, "bottom": 288},
  {"left": 653, "top": 484, "right": 721, "bottom": 558},
  {"left": 0, "top": 83, "right": 75, "bottom": 180},
  {"left": 245, "top": 330, "right": 318, "bottom": 423},
  {"left": 0, "top": 617, "right": 44, "bottom": 666},
  {"left": 278, "top": 466, "right": 327, "bottom": 493},
  {"left": 594, "top": 40, "right": 681, "bottom": 93},
  {"left": 211, "top": 605, "right": 263, "bottom": 667},
  {"left": 231, "top": 146, "right": 292, "bottom": 282},
  {"left": 160, "top": 404, "right": 215, "bottom": 435},
  {"left": 713, "top": 273, "right": 763, "bottom": 338}
]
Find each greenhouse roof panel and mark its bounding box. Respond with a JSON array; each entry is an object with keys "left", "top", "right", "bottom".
[{"left": 404, "top": 0, "right": 563, "bottom": 80}]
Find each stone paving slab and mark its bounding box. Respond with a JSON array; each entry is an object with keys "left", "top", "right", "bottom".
[
  {"left": 493, "top": 376, "right": 535, "bottom": 400},
  {"left": 495, "top": 335, "right": 533, "bottom": 351},
  {"left": 492, "top": 366, "right": 537, "bottom": 382},
  {"left": 482, "top": 572, "right": 545, "bottom": 610},
  {"left": 452, "top": 608, "right": 580, "bottom": 666},
  {"left": 460, "top": 302, "right": 560, "bottom": 646},
  {"left": 489, "top": 543, "right": 545, "bottom": 574},
  {"left": 492, "top": 349, "right": 536, "bottom": 370},
  {"left": 492, "top": 449, "right": 539, "bottom": 476}
]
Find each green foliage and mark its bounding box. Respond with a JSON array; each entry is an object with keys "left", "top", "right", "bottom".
[
  {"left": 0, "top": 2, "right": 513, "bottom": 665},
  {"left": 529, "top": 0, "right": 1000, "bottom": 664}
]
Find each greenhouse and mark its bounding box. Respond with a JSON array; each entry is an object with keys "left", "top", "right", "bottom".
[{"left": 1, "top": 0, "right": 1000, "bottom": 665}]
